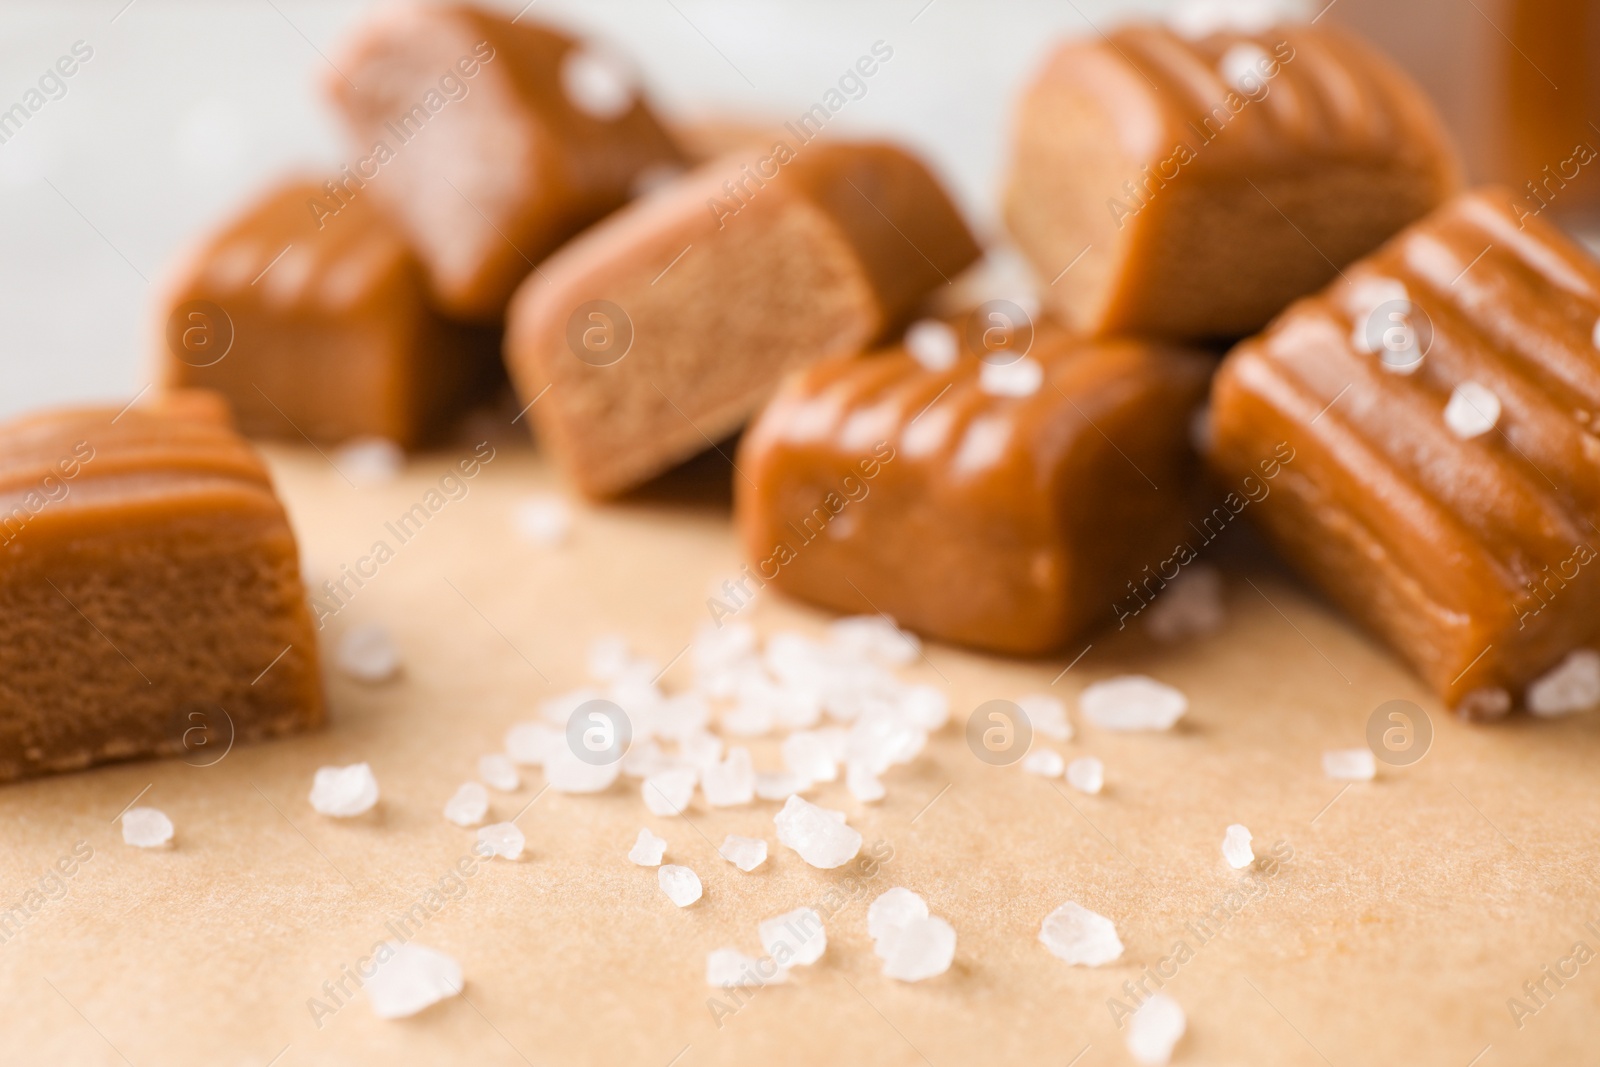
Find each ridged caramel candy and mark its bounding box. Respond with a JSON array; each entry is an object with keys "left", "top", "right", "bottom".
[
  {"left": 326, "top": 3, "right": 684, "bottom": 321},
  {"left": 1004, "top": 21, "right": 1461, "bottom": 340},
  {"left": 157, "top": 178, "right": 501, "bottom": 449},
  {"left": 0, "top": 393, "right": 323, "bottom": 781},
  {"left": 506, "top": 141, "right": 981, "bottom": 499},
  {"left": 1207, "top": 188, "right": 1600, "bottom": 712},
  {"left": 735, "top": 321, "right": 1211, "bottom": 655}
]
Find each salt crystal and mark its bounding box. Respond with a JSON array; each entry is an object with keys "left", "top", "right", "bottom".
[
  {"left": 706, "top": 947, "right": 786, "bottom": 988},
  {"left": 504, "top": 722, "right": 560, "bottom": 766},
  {"left": 652, "top": 693, "right": 711, "bottom": 741},
  {"left": 544, "top": 748, "right": 620, "bottom": 793},
  {"left": 1080, "top": 676, "right": 1187, "bottom": 731},
  {"left": 1066, "top": 756, "right": 1104, "bottom": 794},
  {"left": 478, "top": 753, "right": 520, "bottom": 792},
  {"left": 628, "top": 828, "right": 666, "bottom": 866},
  {"left": 774, "top": 795, "right": 862, "bottom": 869},
  {"left": 336, "top": 624, "right": 401, "bottom": 683},
  {"left": 701, "top": 747, "right": 755, "bottom": 807},
  {"left": 443, "top": 783, "right": 488, "bottom": 827},
  {"left": 1022, "top": 748, "right": 1065, "bottom": 777},
  {"left": 1527, "top": 649, "right": 1600, "bottom": 716},
  {"left": 900, "top": 684, "right": 950, "bottom": 731},
  {"left": 1444, "top": 381, "right": 1501, "bottom": 439},
  {"left": 539, "top": 688, "right": 601, "bottom": 726},
  {"left": 1322, "top": 748, "right": 1376, "bottom": 781},
  {"left": 1018, "top": 693, "right": 1072, "bottom": 741},
  {"left": 586, "top": 634, "right": 632, "bottom": 681},
  {"left": 678, "top": 730, "right": 725, "bottom": 771},
  {"left": 121, "top": 807, "right": 173, "bottom": 848},
  {"left": 310, "top": 762, "right": 379, "bottom": 816},
  {"left": 720, "top": 702, "right": 775, "bottom": 737},
  {"left": 1218, "top": 42, "right": 1271, "bottom": 94},
  {"left": 1039, "top": 901, "right": 1123, "bottom": 966},
  {"left": 830, "top": 615, "right": 920, "bottom": 665},
  {"left": 364, "top": 941, "right": 462, "bottom": 1020},
  {"left": 905, "top": 319, "right": 959, "bottom": 372},
  {"left": 754, "top": 771, "right": 810, "bottom": 801},
  {"left": 692, "top": 620, "right": 757, "bottom": 675},
  {"left": 847, "top": 761, "right": 886, "bottom": 801},
  {"left": 620, "top": 738, "right": 669, "bottom": 778},
  {"left": 559, "top": 46, "right": 637, "bottom": 121},
  {"left": 782, "top": 731, "right": 838, "bottom": 783},
  {"left": 333, "top": 436, "right": 404, "bottom": 486},
  {"left": 513, "top": 494, "right": 571, "bottom": 546},
  {"left": 1144, "top": 564, "right": 1226, "bottom": 643},
  {"left": 868, "top": 888, "right": 929, "bottom": 960},
  {"left": 719, "top": 835, "right": 768, "bottom": 871},
  {"left": 1127, "top": 992, "right": 1186, "bottom": 1066},
  {"left": 979, "top": 357, "right": 1043, "bottom": 397},
  {"left": 477, "top": 821, "right": 525, "bottom": 860},
  {"left": 882, "top": 916, "right": 956, "bottom": 982},
  {"left": 1222, "top": 824, "right": 1254, "bottom": 869},
  {"left": 760, "top": 906, "right": 827, "bottom": 968},
  {"left": 642, "top": 769, "right": 697, "bottom": 815},
  {"left": 658, "top": 864, "right": 702, "bottom": 907}
]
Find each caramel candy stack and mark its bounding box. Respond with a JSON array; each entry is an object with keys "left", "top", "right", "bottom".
[
  {"left": 0, "top": 394, "right": 323, "bottom": 782},
  {"left": 1208, "top": 188, "right": 1600, "bottom": 712},
  {"left": 506, "top": 141, "right": 981, "bottom": 498},
  {"left": 1005, "top": 22, "right": 1461, "bottom": 339},
  {"left": 159, "top": 179, "right": 500, "bottom": 448},
  {"left": 737, "top": 322, "right": 1211, "bottom": 654},
  {"left": 326, "top": 3, "right": 684, "bottom": 321}
]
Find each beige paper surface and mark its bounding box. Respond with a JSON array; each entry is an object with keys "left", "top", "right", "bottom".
[{"left": 3, "top": 439, "right": 1597, "bottom": 1066}]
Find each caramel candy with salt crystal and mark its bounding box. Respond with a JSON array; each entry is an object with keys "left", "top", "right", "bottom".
[
  {"left": 505, "top": 141, "right": 981, "bottom": 499},
  {"left": 0, "top": 392, "right": 323, "bottom": 781},
  {"left": 157, "top": 178, "right": 501, "bottom": 449},
  {"left": 1207, "top": 188, "right": 1600, "bottom": 713},
  {"left": 1004, "top": 21, "right": 1461, "bottom": 340},
  {"left": 735, "top": 320, "right": 1211, "bottom": 655},
  {"left": 326, "top": 3, "right": 684, "bottom": 321}
]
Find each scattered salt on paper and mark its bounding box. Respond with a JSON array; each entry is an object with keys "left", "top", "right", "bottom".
[
  {"left": 760, "top": 906, "right": 827, "bottom": 968},
  {"left": 847, "top": 761, "right": 886, "bottom": 801},
  {"left": 882, "top": 916, "right": 956, "bottom": 982},
  {"left": 706, "top": 947, "right": 786, "bottom": 988},
  {"left": 333, "top": 436, "right": 404, "bottom": 487},
  {"left": 1527, "top": 649, "right": 1600, "bottom": 717},
  {"left": 364, "top": 941, "right": 462, "bottom": 1020},
  {"left": 658, "top": 864, "right": 702, "bottom": 907},
  {"left": 1143, "top": 564, "right": 1226, "bottom": 643},
  {"left": 544, "top": 748, "right": 621, "bottom": 794},
  {"left": 701, "top": 747, "right": 755, "bottom": 807},
  {"left": 868, "top": 888, "right": 929, "bottom": 960},
  {"left": 754, "top": 771, "right": 810, "bottom": 801},
  {"left": 1127, "top": 992, "right": 1186, "bottom": 1066},
  {"left": 512, "top": 494, "right": 572, "bottom": 546},
  {"left": 1322, "top": 748, "right": 1376, "bottom": 781},
  {"left": 478, "top": 754, "right": 520, "bottom": 792},
  {"left": 504, "top": 722, "right": 560, "bottom": 766},
  {"left": 782, "top": 731, "right": 838, "bottom": 783},
  {"left": 642, "top": 769, "right": 697, "bottom": 816},
  {"left": 719, "top": 835, "right": 768, "bottom": 872},
  {"left": 443, "top": 782, "right": 489, "bottom": 827},
  {"left": 1039, "top": 902, "right": 1123, "bottom": 966},
  {"left": 1080, "top": 676, "right": 1187, "bottom": 731},
  {"left": 1222, "top": 824, "right": 1254, "bottom": 869},
  {"left": 310, "top": 763, "right": 379, "bottom": 817},
  {"left": 1022, "top": 748, "right": 1065, "bottom": 778},
  {"left": 477, "top": 821, "right": 525, "bottom": 860},
  {"left": 121, "top": 807, "right": 173, "bottom": 848},
  {"left": 628, "top": 828, "right": 666, "bottom": 866},
  {"left": 1017, "top": 693, "right": 1072, "bottom": 741},
  {"left": 1066, "top": 756, "right": 1104, "bottom": 794},
  {"left": 774, "top": 795, "right": 862, "bottom": 869},
  {"left": 335, "top": 624, "right": 401, "bottom": 683}
]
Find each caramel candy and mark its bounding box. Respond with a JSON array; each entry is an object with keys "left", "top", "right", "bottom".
[
  {"left": 734, "top": 320, "right": 1211, "bottom": 655},
  {"left": 158, "top": 178, "right": 501, "bottom": 449},
  {"left": 326, "top": 4, "right": 684, "bottom": 321},
  {"left": 505, "top": 141, "right": 982, "bottom": 498},
  {"left": 1207, "top": 188, "right": 1600, "bottom": 711},
  {"left": 1004, "top": 21, "right": 1462, "bottom": 340},
  {"left": 0, "top": 393, "right": 323, "bottom": 781}
]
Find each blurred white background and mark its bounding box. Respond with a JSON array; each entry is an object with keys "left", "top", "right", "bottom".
[{"left": 0, "top": 0, "right": 1339, "bottom": 419}]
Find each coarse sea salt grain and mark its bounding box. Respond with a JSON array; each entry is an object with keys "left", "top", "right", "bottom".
[
  {"left": 754, "top": 771, "right": 810, "bottom": 801},
  {"left": 512, "top": 494, "right": 572, "bottom": 546},
  {"left": 1022, "top": 748, "right": 1065, "bottom": 778},
  {"left": 900, "top": 684, "right": 950, "bottom": 731},
  {"left": 707, "top": 947, "right": 787, "bottom": 988},
  {"left": 1039, "top": 901, "right": 1124, "bottom": 966},
  {"left": 544, "top": 748, "right": 621, "bottom": 793},
  {"left": 1444, "top": 381, "right": 1501, "bottom": 439},
  {"left": 310, "top": 762, "right": 380, "bottom": 817},
  {"left": 1066, "top": 756, "right": 1104, "bottom": 794},
  {"left": 629, "top": 828, "right": 666, "bottom": 866},
  {"left": 333, "top": 436, "right": 404, "bottom": 487},
  {"left": 702, "top": 747, "right": 755, "bottom": 807},
  {"left": 979, "top": 356, "right": 1043, "bottom": 397},
  {"left": 478, "top": 753, "right": 519, "bottom": 792},
  {"left": 1222, "top": 824, "right": 1254, "bottom": 869},
  {"left": 364, "top": 941, "right": 462, "bottom": 1020},
  {"left": 477, "top": 821, "right": 525, "bottom": 860},
  {"left": 782, "top": 731, "right": 838, "bottom": 783},
  {"left": 1144, "top": 564, "right": 1226, "bottom": 643},
  {"left": 658, "top": 864, "right": 702, "bottom": 907},
  {"left": 869, "top": 888, "right": 930, "bottom": 960},
  {"left": 1017, "top": 693, "right": 1072, "bottom": 741},
  {"left": 443, "top": 782, "right": 489, "bottom": 827},
  {"left": 642, "top": 769, "right": 697, "bottom": 815},
  {"left": 504, "top": 722, "right": 560, "bottom": 766},
  {"left": 905, "top": 318, "right": 960, "bottom": 372},
  {"left": 559, "top": 46, "right": 637, "bottom": 121},
  {"left": 336, "top": 623, "right": 401, "bottom": 683},
  {"left": 774, "top": 795, "right": 862, "bottom": 869},
  {"left": 883, "top": 916, "right": 957, "bottom": 982},
  {"left": 1527, "top": 649, "right": 1600, "bottom": 716},
  {"left": 830, "top": 615, "right": 921, "bottom": 666},
  {"left": 761, "top": 906, "right": 827, "bottom": 968},
  {"left": 121, "top": 807, "right": 173, "bottom": 848},
  {"left": 1322, "top": 748, "right": 1376, "bottom": 781},
  {"left": 1080, "top": 676, "right": 1188, "bottom": 731},
  {"left": 1127, "top": 992, "right": 1186, "bottom": 1066},
  {"left": 847, "top": 761, "right": 886, "bottom": 801},
  {"left": 719, "top": 835, "right": 768, "bottom": 872}
]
